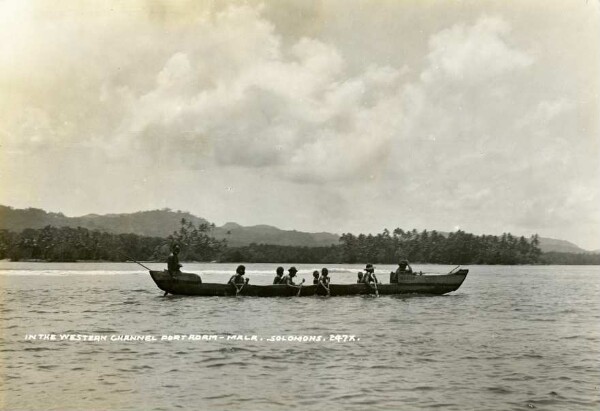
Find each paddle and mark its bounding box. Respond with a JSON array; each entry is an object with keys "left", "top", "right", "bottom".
[
  {"left": 320, "top": 279, "right": 331, "bottom": 296},
  {"left": 296, "top": 279, "right": 306, "bottom": 296},
  {"left": 115, "top": 249, "right": 152, "bottom": 271},
  {"left": 448, "top": 265, "right": 461, "bottom": 275},
  {"left": 235, "top": 278, "right": 249, "bottom": 296},
  {"left": 372, "top": 275, "right": 379, "bottom": 297},
  {"left": 365, "top": 272, "right": 379, "bottom": 297},
  {"left": 114, "top": 249, "right": 171, "bottom": 296},
  {"left": 116, "top": 249, "right": 173, "bottom": 295}
]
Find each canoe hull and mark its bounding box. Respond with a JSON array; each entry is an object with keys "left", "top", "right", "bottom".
[{"left": 149, "top": 269, "right": 468, "bottom": 296}]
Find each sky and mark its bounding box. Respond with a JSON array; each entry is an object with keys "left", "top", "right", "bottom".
[{"left": 1, "top": 0, "right": 599, "bottom": 249}]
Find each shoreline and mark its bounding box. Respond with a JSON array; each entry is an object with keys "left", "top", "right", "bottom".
[{"left": 1, "top": 259, "right": 599, "bottom": 266}]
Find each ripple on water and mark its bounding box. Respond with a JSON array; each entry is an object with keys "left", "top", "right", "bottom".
[
  {"left": 412, "top": 386, "right": 436, "bottom": 392},
  {"left": 2, "top": 263, "right": 600, "bottom": 411},
  {"left": 218, "top": 346, "right": 255, "bottom": 353},
  {"left": 203, "top": 394, "right": 235, "bottom": 400},
  {"left": 206, "top": 361, "right": 248, "bottom": 368},
  {"left": 486, "top": 386, "right": 512, "bottom": 394},
  {"left": 23, "top": 347, "right": 53, "bottom": 352}
]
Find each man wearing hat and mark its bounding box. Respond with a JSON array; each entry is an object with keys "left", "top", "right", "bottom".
[
  {"left": 280, "top": 267, "right": 299, "bottom": 286},
  {"left": 397, "top": 260, "right": 413, "bottom": 275},
  {"left": 363, "top": 264, "right": 378, "bottom": 284},
  {"left": 167, "top": 244, "right": 183, "bottom": 277},
  {"left": 391, "top": 259, "right": 416, "bottom": 282}
]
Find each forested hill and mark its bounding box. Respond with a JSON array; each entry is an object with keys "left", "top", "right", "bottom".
[
  {"left": 0, "top": 205, "right": 339, "bottom": 248},
  {"left": 1, "top": 211, "right": 598, "bottom": 264},
  {"left": 0, "top": 205, "right": 207, "bottom": 238},
  {"left": 0, "top": 204, "right": 593, "bottom": 253},
  {"left": 534, "top": 237, "right": 591, "bottom": 254},
  {"left": 211, "top": 222, "right": 339, "bottom": 247}
]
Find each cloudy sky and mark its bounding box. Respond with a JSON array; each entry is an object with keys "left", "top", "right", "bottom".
[{"left": 1, "top": 0, "right": 599, "bottom": 249}]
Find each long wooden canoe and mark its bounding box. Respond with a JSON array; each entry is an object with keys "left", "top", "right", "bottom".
[{"left": 149, "top": 269, "right": 468, "bottom": 296}]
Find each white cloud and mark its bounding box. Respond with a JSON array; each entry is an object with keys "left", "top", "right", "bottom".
[
  {"left": 92, "top": 5, "right": 408, "bottom": 182},
  {"left": 0, "top": 2, "right": 598, "bottom": 249},
  {"left": 422, "top": 16, "right": 533, "bottom": 84}
]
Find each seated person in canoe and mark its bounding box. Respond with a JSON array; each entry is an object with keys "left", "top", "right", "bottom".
[
  {"left": 228, "top": 265, "right": 247, "bottom": 285},
  {"left": 319, "top": 268, "right": 330, "bottom": 287},
  {"left": 397, "top": 260, "right": 413, "bottom": 275},
  {"left": 319, "top": 268, "right": 331, "bottom": 295},
  {"left": 280, "top": 267, "right": 304, "bottom": 287},
  {"left": 357, "top": 272, "right": 364, "bottom": 283},
  {"left": 273, "top": 267, "right": 284, "bottom": 284},
  {"left": 228, "top": 265, "right": 248, "bottom": 295},
  {"left": 390, "top": 259, "right": 414, "bottom": 283},
  {"left": 312, "top": 270, "right": 320, "bottom": 285},
  {"left": 167, "top": 244, "right": 183, "bottom": 277},
  {"left": 363, "top": 264, "right": 379, "bottom": 284}
]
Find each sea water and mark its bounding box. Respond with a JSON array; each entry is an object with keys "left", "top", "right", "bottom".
[{"left": 1, "top": 262, "right": 599, "bottom": 410}]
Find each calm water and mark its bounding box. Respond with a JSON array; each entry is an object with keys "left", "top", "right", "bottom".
[{"left": 1, "top": 262, "right": 599, "bottom": 411}]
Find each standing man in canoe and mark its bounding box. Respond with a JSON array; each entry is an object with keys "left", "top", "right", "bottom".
[
  {"left": 273, "top": 266, "right": 284, "bottom": 284},
  {"left": 167, "top": 244, "right": 183, "bottom": 277}
]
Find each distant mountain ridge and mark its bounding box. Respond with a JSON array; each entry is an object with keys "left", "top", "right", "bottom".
[
  {"left": 211, "top": 222, "right": 339, "bottom": 247},
  {"left": 534, "top": 237, "right": 590, "bottom": 254},
  {"left": 0, "top": 204, "right": 595, "bottom": 253},
  {"left": 0, "top": 205, "right": 207, "bottom": 238},
  {"left": 0, "top": 205, "right": 338, "bottom": 247}
]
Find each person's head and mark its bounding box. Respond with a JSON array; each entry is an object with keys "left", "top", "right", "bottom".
[
  {"left": 313, "top": 270, "right": 319, "bottom": 278},
  {"left": 321, "top": 268, "right": 329, "bottom": 276},
  {"left": 357, "top": 272, "right": 363, "bottom": 279},
  {"left": 288, "top": 267, "right": 298, "bottom": 277},
  {"left": 365, "top": 264, "right": 375, "bottom": 273},
  {"left": 172, "top": 244, "right": 180, "bottom": 255},
  {"left": 276, "top": 266, "right": 284, "bottom": 276},
  {"left": 236, "top": 265, "right": 246, "bottom": 275},
  {"left": 399, "top": 260, "right": 408, "bottom": 268}
]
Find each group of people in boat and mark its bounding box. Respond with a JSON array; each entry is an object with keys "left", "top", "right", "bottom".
[
  {"left": 167, "top": 244, "right": 419, "bottom": 286},
  {"left": 226, "top": 265, "right": 330, "bottom": 290},
  {"left": 275, "top": 266, "right": 331, "bottom": 288}
]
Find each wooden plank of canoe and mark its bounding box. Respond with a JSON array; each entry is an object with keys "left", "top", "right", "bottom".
[{"left": 149, "top": 270, "right": 467, "bottom": 296}]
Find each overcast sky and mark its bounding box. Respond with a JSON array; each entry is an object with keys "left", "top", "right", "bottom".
[{"left": 1, "top": 0, "right": 599, "bottom": 249}]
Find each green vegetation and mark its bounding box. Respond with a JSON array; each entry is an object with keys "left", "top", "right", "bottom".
[
  {"left": 0, "top": 220, "right": 596, "bottom": 265},
  {"left": 0, "top": 226, "right": 165, "bottom": 262},
  {"left": 0, "top": 218, "right": 225, "bottom": 262},
  {"left": 168, "top": 218, "right": 227, "bottom": 261},
  {"left": 540, "top": 252, "right": 600, "bottom": 265},
  {"left": 220, "top": 229, "right": 542, "bottom": 264},
  {"left": 337, "top": 229, "right": 542, "bottom": 265},
  {"left": 0, "top": 222, "right": 544, "bottom": 265}
]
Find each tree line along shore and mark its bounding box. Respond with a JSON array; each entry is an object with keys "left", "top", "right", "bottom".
[{"left": 0, "top": 219, "right": 598, "bottom": 265}]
